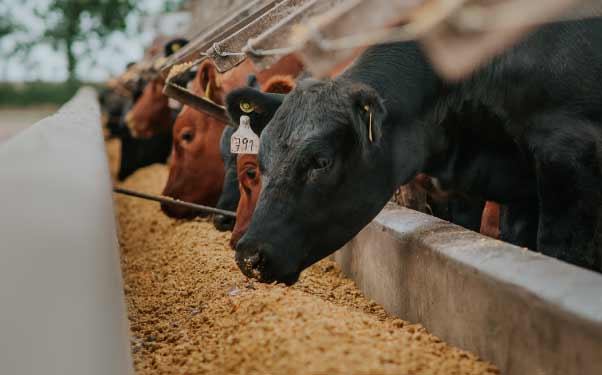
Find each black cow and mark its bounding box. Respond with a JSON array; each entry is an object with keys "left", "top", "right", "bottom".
[
  {"left": 102, "top": 77, "right": 172, "bottom": 181},
  {"left": 99, "top": 88, "right": 127, "bottom": 138},
  {"left": 117, "top": 113, "right": 173, "bottom": 181},
  {"left": 226, "top": 19, "right": 602, "bottom": 284},
  {"left": 99, "top": 76, "right": 167, "bottom": 181}
]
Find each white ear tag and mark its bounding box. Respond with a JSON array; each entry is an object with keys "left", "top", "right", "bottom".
[
  {"left": 168, "top": 98, "right": 182, "bottom": 110},
  {"left": 231, "top": 115, "right": 259, "bottom": 154}
]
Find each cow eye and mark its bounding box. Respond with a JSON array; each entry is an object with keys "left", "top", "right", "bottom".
[
  {"left": 314, "top": 157, "right": 332, "bottom": 170},
  {"left": 181, "top": 131, "right": 194, "bottom": 143},
  {"left": 307, "top": 156, "right": 332, "bottom": 182},
  {"left": 246, "top": 169, "right": 257, "bottom": 179}
]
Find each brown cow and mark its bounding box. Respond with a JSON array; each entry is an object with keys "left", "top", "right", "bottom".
[
  {"left": 161, "top": 56, "right": 304, "bottom": 218},
  {"left": 230, "top": 153, "right": 262, "bottom": 248},
  {"left": 125, "top": 77, "right": 173, "bottom": 138},
  {"left": 160, "top": 60, "right": 227, "bottom": 217},
  {"left": 125, "top": 38, "right": 189, "bottom": 138}
]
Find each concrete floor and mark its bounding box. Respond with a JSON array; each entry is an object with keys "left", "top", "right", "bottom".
[{"left": 0, "top": 106, "right": 58, "bottom": 144}]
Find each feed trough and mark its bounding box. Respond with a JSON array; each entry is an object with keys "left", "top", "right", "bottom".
[{"left": 0, "top": 89, "right": 132, "bottom": 375}]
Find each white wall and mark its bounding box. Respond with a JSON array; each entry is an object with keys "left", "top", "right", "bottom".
[{"left": 0, "top": 88, "right": 133, "bottom": 375}]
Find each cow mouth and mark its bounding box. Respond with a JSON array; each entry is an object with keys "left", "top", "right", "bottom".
[{"left": 234, "top": 251, "right": 300, "bottom": 285}]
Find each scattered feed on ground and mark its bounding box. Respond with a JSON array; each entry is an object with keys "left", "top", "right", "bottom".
[{"left": 110, "top": 143, "right": 498, "bottom": 374}]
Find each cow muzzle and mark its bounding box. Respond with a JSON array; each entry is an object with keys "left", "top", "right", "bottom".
[
  {"left": 235, "top": 238, "right": 300, "bottom": 285},
  {"left": 125, "top": 112, "right": 147, "bottom": 138}
]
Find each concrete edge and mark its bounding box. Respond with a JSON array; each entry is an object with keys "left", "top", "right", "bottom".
[
  {"left": 334, "top": 203, "right": 602, "bottom": 375},
  {"left": 0, "top": 88, "right": 133, "bottom": 375}
]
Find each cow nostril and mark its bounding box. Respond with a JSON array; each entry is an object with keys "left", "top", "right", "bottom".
[
  {"left": 246, "top": 253, "right": 261, "bottom": 269},
  {"left": 235, "top": 242, "right": 265, "bottom": 279}
]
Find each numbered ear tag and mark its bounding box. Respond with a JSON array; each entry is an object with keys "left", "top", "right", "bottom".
[{"left": 231, "top": 115, "right": 259, "bottom": 154}]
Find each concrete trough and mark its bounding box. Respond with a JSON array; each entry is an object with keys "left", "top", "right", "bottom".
[
  {"left": 0, "top": 88, "right": 132, "bottom": 375},
  {"left": 334, "top": 203, "right": 602, "bottom": 375}
]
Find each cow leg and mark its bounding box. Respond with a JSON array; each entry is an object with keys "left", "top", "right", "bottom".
[
  {"left": 499, "top": 202, "right": 539, "bottom": 249},
  {"left": 526, "top": 115, "right": 602, "bottom": 270}
]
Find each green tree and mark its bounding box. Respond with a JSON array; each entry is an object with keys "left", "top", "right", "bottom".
[
  {"left": 0, "top": 6, "right": 19, "bottom": 39},
  {"left": 39, "top": 0, "right": 137, "bottom": 82}
]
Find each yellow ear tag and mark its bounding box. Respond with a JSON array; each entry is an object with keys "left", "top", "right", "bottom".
[
  {"left": 240, "top": 101, "right": 254, "bottom": 113},
  {"left": 171, "top": 43, "right": 181, "bottom": 53},
  {"left": 205, "top": 81, "right": 212, "bottom": 99},
  {"left": 364, "top": 105, "right": 373, "bottom": 143}
]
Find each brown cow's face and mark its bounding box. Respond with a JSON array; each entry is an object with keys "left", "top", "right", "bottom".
[
  {"left": 229, "top": 154, "right": 261, "bottom": 248},
  {"left": 162, "top": 59, "right": 304, "bottom": 219},
  {"left": 161, "top": 61, "right": 230, "bottom": 218},
  {"left": 161, "top": 106, "right": 226, "bottom": 217},
  {"left": 125, "top": 78, "right": 172, "bottom": 138}
]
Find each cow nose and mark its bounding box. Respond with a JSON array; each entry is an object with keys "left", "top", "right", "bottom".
[
  {"left": 235, "top": 239, "right": 265, "bottom": 280},
  {"left": 160, "top": 202, "right": 195, "bottom": 218},
  {"left": 213, "top": 214, "right": 235, "bottom": 232}
]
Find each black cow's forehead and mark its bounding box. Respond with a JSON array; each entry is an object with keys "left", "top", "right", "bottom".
[
  {"left": 265, "top": 79, "right": 354, "bottom": 144},
  {"left": 258, "top": 79, "right": 358, "bottom": 172}
]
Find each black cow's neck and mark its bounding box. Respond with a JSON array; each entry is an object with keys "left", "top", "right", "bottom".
[{"left": 340, "top": 42, "right": 439, "bottom": 120}]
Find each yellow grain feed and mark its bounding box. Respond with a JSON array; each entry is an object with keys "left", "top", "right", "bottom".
[{"left": 111, "top": 155, "right": 498, "bottom": 374}]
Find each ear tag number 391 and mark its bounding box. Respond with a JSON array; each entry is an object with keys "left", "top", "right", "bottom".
[{"left": 231, "top": 115, "right": 259, "bottom": 154}]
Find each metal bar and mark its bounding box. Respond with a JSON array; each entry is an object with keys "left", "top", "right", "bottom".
[
  {"left": 113, "top": 187, "right": 236, "bottom": 218},
  {"left": 207, "top": 0, "right": 312, "bottom": 73},
  {"left": 243, "top": 0, "right": 345, "bottom": 70},
  {"left": 290, "top": 0, "right": 429, "bottom": 77},
  {"left": 160, "top": 0, "right": 279, "bottom": 75},
  {"left": 162, "top": 80, "right": 230, "bottom": 124}
]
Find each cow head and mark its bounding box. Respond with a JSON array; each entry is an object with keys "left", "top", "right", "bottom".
[
  {"left": 221, "top": 76, "right": 296, "bottom": 242},
  {"left": 125, "top": 77, "right": 172, "bottom": 138},
  {"left": 125, "top": 38, "right": 189, "bottom": 138},
  {"left": 160, "top": 60, "right": 227, "bottom": 218},
  {"left": 212, "top": 74, "right": 297, "bottom": 232},
  {"left": 227, "top": 78, "right": 425, "bottom": 284}
]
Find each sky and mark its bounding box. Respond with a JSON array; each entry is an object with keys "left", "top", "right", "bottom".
[{"left": 0, "top": 0, "right": 179, "bottom": 82}]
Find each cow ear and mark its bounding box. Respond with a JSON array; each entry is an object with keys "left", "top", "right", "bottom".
[
  {"left": 198, "top": 60, "right": 222, "bottom": 104},
  {"left": 350, "top": 85, "right": 386, "bottom": 146},
  {"left": 225, "top": 87, "right": 286, "bottom": 135},
  {"left": 261, "top": 75, "right": 295, "bottom": 94}
]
